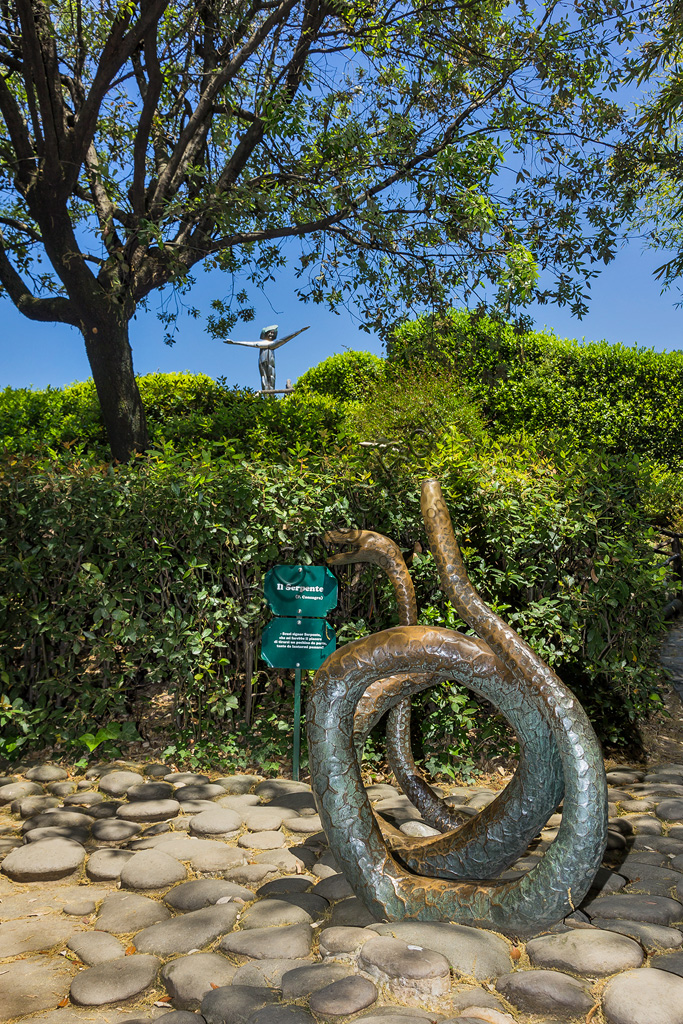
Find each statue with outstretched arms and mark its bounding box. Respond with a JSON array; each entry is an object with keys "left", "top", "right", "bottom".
[{"left": 223, "top": 324, "right": 310, "bottom": 391}]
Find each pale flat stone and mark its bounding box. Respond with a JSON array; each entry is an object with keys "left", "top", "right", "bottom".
[
  {"left": 232, "top": 958, "right": 312, "bottom": 990},
  {"left": 201, "top": 984, "right": 277, "bottom": 1024},
  {"left": 67, "top": 931, "right": 126, "bottom": 966},
  {"left": 22, "top": 810, "right": 92, "bottom": 833},
  {"left": 224, "top": 863, "right": 278, "bottom": 884},
  {"left": 86, "top": 848, "right": 134, "bottom": 881},
  {"left": 216, "top": 775, "right": 262, "bottom": 794},
  {"left": 95, "top": 891, "right": 171, "bottom": 933},
  {"left": 526, "top": 928, "right": 644, "bottom": 975},
  {"left": 120, "top": 848, "right": 188, "bottom": 889},
  {"left": 26, "top": 765, "right": 69, "bottom": 782},
  {"left": 309, "top": 976, "right": 378, "bottom": 1017},
  {"left": 238, "top": 830, "right": 285, "bottom": 850},
  {"left": 220, "top": 923, "right": 313, "bottom": 959},
  {"left": 0, "top": 915, "right": 77, "bottom": 957},
  {"left": 602, "top": 967, "right": 683, "bottom": 1024},
  {"left": 126, "top": 781, "right": 175, "bottom": 801},
  {"left": 0, "top": 955, "right": 73, "bottom": 1022},
  {"left": 161, "top": 951, "right": 238, "bottom": 1009},
  {"left": 281, "top": 963, "right": 354, "bottom": 998},
  {"left": 1, "top": 837, "right": 85, "bottom": 881},
  {"left": 189, "top": 807, "right": 241, "bottom": 835},
  {"left": 254, "top": 780, "right": 311, "bottom": 800},
  {"left": 70, "top": 954, "right": 160, "bottom": 1005},
  {"left": 496, "top": 970, "right": 593, "bottom": 1017},
  {"left": 238, "top": 897, "right": 313, "bottom": 929},
  {"left": 116, "top": 798, "right": 180, "bottom": 822},
  {"left": 0, "top": 780, "right": 43, "bottom": 804},
  {"left": 133, "top": 903, "right": 239, "bottom": 956},
  {"left": 582, "top": 893, "right": 683, "bottom": 926},
  {"left": 368, "top": 921, "right": 511, "bottom": 980},
  {"left": 164, "top": 878, "right": 254, "bottom": 911},
  {"left": 359, "top": 936, "right": 451, "bottom": 1000},
  {"left": 98, "top": 770, "right": 143, "bottom": 796},
  {"left": 591, "top": 918, "right": 683, "bottom": 951},
  {"left": 319, "top": 926, "right": 374, "bottom": 957}
]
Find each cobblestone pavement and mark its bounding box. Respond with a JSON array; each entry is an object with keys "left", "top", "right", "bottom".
[
  {"left": 661, "top": 621, "right": 683, "bottom": 704},
  {"left": 3, "top": 752, "right": 683, "bottom": 1024}
]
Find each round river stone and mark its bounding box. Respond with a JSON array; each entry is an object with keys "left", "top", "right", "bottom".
[
  {"left": 368, "top": 921, "right": 511, "bottom": 981},
  {"left": 602, "top": 967, "right": 683, "bottom": 1024},
  {"left": 496, "top": 969, "right": 593, "bottom": 1017},
  {"left": 119, "top": 848, "right": 188, "bottom": 889},
  {"left": 127, "top": 781, "right": 175, "bottom": 801},
  {"left": 116, "top": 798, "right": 181, "bottom": 822},
  {"left": 189, "top": 807, "right": 242, "bottom": 835},
  {"left": 86, "top": 848, "right": 134, "bottom": 881},
  {"left": 161, "top": 951, "right": 238, "bottom": 1009},
  {"left": 220, "top": 923, "right": 313, "bottom": 959},
  {"left": 98, "top": 770, "right": 142, "bottom": 795},
  {"left": 359, "top": 936, "right": 451, "bottom": 999},
  {"left": 165, "top": 878, "right": 254, "bottom": 911},
  {"left": 309, "top": 976, "right": 378, "bottom": 1017},
  {"left": 133, "top": 903, "right": 239, "bottom": 956},
  {"left": 1, "top": 837, "right": 85, "bottom": 881},
  {"left": 70, "top": 953, "right": 161, "bottom": 1005},
  {"left": 526, "top": 928, "right": 644, "bottom": 975}
]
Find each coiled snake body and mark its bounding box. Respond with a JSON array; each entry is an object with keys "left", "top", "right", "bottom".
[{"left": 307, "top": 479, "right": 607, "bottom": 936}]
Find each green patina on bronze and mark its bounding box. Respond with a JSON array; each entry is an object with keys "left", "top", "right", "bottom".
[{"left": 307, "top": 478, "right": 607, "bottom": 936}]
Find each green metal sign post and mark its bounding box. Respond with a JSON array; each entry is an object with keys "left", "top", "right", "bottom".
[{"left": 262, "top": 566, "right": 337, "bottom": 780}]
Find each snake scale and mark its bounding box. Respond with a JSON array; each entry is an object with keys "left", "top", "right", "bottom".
[{"left": 307, "top": 479, "right": 607, "bottom": 936}]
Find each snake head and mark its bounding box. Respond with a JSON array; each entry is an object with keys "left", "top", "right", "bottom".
[{"left": 324, "top": 529, "right": 403, "bottom": 569}]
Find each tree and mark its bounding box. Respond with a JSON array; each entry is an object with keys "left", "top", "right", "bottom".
[
  {"left": 0, "top": 0, "right": 628, "bottom": 461},
  {"left": 613, "top": 0, "right": 683, "bottom": 296}
]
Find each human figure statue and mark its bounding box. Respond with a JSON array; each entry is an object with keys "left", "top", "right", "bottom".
[{"left": 223, "top": 324, "right": 309, "bottom": 391}]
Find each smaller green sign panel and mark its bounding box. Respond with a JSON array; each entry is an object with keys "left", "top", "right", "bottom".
[
  {"left": 264, "top": 565, "right": 338, "bottom": 618},
  {"left": 261, "top": 616, "right": 336, "bottom": 670}
]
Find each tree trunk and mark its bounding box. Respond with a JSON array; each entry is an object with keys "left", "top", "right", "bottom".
[{"left": 82, "top": 315, "right": 149, "bottom": 462}]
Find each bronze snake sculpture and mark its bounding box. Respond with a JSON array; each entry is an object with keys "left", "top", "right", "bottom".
[{"left": 307, "top": 479, "right": 607, "bottom": 936}]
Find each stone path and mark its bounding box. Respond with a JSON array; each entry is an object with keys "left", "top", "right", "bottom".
[
  {"left": 661, "top": 621, "right": 683, "bottom": 706},
  {"left": 2, "top": 762, "right": 683, "bottom": 1024}
]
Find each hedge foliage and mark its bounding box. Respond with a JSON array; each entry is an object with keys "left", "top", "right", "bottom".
[
  {"left": 388, "top": 310, "right": 683, "bottom": 469},
  {"left": 0, "top": 314, "right": 681, "bottom": 772}
]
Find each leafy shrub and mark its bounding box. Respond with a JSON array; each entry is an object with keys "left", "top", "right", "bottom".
[
  {"left": 0, "top": 427, "right": 670, "bottom": 767},
  {"left": 0, "top": 330, "right": 678, "bottom": 771},
  {"left": 348, "top": 365, "right": 486, "bottom": 459},
  {"left": 390, "top": 309, "right": 683, "bottom": 471},
  {"left": 0, "top": 373, "right": 349, "bottom": 461},
  {"left": 296, "top": 350, "right": 384, "bottom": 399}
]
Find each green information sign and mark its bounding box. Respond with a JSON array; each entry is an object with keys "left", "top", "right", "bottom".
[
  {"left": 261, "top": 616, "right": 336, "bottom": 671},
  {"left": 264, "top": 565, "right": 338, "bottom": 618},
  {"left": 261, "top": 563, "right": 338, "bottom": 780}
]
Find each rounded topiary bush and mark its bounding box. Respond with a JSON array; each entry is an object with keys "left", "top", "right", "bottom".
[{"left": 296, "top": 350, "right": 384, "bottom": 400}]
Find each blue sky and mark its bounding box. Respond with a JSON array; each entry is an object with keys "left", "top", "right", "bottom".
[{"left": 1, "top": 236, "right": 681, "bottom": 394}]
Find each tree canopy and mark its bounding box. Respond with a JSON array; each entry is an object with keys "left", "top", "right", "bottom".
[
  {"left": 0, "top": 0, "right": 630, "bottom": 459},
  {"left": 614, "top": 0, "right": 683, "bottom": 295}
]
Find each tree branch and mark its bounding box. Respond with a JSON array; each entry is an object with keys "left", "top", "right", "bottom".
[
  {"left": 16, "top": 0, "right": 68, "bottom": 170},
  {"left": 129, "top": 4, "right": 165, "bottom": 215},
  {"left": 0, "top": 71, "right": 35, "bottom": 186},
  {"left": 148, "top": 0, "right": 299, "bottom": 217},
  {"left": 0, "top": 216, "right": 42, "bottom": 242},
  {"left": 0, "top": 234, "right": 78, "bottom": 325},
  {"left": 71, "top": 0, "right": 170, "bottom": 189}
]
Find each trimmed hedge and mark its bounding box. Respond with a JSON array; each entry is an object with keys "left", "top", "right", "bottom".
[
  {"left": 0, "top": 436, "right": 671, "bottom": 765},
  {"left": 389, "top": 310, "right": 683, "bottom": 469}
]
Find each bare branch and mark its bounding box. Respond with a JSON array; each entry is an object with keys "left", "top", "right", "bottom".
[
  {"left": 0, "top": 216, "right": 42, "bottom": 242},
  {"left": 0, "top": 234, "right": 77, "bottom": 325},
  {"left": 72, "top": 0, "right": 170, "bottom": 188},
  {"left": 149, "top": 0, "right": 299, "bottom": 216},
  {"left": 0, "top": 73, "right": 35, "bottom": 184}
]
